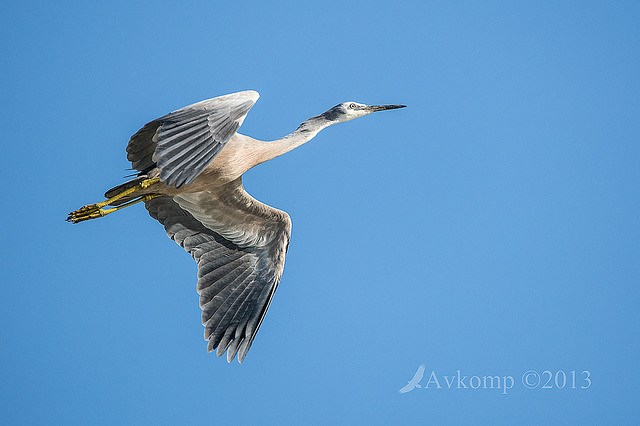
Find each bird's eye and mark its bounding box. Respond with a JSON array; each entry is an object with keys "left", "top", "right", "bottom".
[{"left": 349, "top": 103, "right": 357, "bottom": 110}]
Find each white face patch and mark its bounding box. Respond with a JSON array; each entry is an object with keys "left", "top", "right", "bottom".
[{"left": 334, "top": 102, "right": 371, "bottom": 122}]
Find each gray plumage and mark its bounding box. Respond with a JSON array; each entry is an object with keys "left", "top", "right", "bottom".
[
  {"left": 145, "top": 181, "right": 289, "bottom": 363},
  {"left": 70, "top": 90, "right": 405, "bottom": 363},
  {"left": 128, "top": 91, "right": 259, "bottom": 187}
]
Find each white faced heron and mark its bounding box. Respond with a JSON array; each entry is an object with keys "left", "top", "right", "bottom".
[{"left": 68, "top": 90, "right": 406, "bottom": 362}]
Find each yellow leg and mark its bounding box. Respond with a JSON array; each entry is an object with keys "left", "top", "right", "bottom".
[{"left": 67, "top": 178, "right": 160, "bottom": 223}]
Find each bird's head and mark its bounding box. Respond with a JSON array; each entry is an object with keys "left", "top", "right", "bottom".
[{"left": 321, "top": 102, "right": 406, "bottom": 123}]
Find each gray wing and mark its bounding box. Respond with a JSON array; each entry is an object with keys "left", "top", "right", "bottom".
[
  {"left": 145, "top": 177, "right": 291, "bottom": 363},
  {"left": 127, "top": 90, "right": 260, "bottom": 188}
]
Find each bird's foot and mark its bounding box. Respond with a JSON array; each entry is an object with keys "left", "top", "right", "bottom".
[
  {"left": 66, "top": 193, "right": 162, "bottom": 223},
  {"left": 66, "top": 178, "right": 161, "bottom": 224},
  {"left": 66, "top": 204, "right": 115, "bottom": 223}
]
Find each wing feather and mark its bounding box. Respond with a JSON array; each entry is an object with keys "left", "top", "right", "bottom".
[
  {"left": 204, "top": 268, "right": 254, "bottom": 337},
  {"left": 126, "top": 90, "right": 259, "bottom": 186},
  {"left": 198, "top": 257, "right": 249, "bottom": 311},
  {"left": 144, "top": 177, "right": 291, "bottom": 363}
]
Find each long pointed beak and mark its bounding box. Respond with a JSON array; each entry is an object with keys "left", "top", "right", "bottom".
[{"left": 367, "top": 104, "right": 407, "bottom": 112}]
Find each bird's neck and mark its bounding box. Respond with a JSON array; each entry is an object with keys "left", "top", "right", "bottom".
[{"left": 257, "top": 115, "right": 335, "bottom": 164}]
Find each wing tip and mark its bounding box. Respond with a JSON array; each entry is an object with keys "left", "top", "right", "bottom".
[
  {"left": 205, "top": 334, "right": 249, "bottom": 364},
  {"left": 242, "top": 90, "right": 260, "bottom": 103}
]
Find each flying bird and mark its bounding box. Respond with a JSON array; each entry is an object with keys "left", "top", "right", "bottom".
[
  {"left": 399, "top": 364, "right": 426, "bottom": 393},
  {"left": 68, "top": 90, "right": 405, "bottom": 362}
]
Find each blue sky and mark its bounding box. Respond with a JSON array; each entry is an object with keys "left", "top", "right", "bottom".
[{"left": 1, "top": 0, "right": 639, "bottom": 424}]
